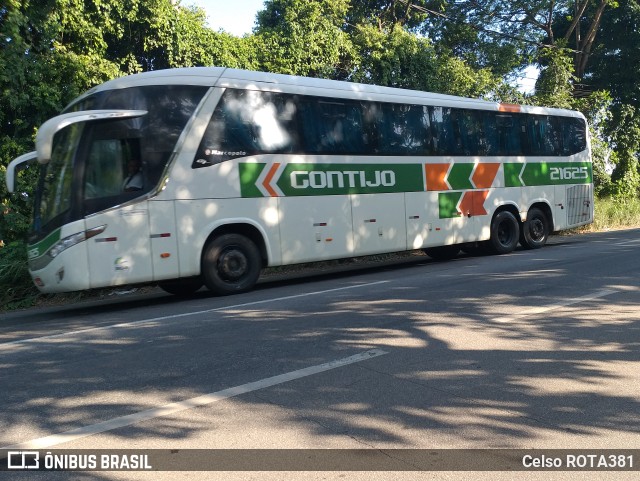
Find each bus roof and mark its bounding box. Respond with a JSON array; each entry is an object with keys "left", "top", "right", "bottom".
[{"left": 72, "top": 67, "right": 585, "bottom": 119}]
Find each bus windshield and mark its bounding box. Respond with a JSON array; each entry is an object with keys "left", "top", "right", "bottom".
[
  {"left": 34, "top": 122, "right": 84, "bottom": 232},
  {"left": 30, "top": 84, "right": 208, "bottom": 240}
]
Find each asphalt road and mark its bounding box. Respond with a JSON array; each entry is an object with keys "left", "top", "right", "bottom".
[{"left": 1, "top": 228, "right": 639, "bottom": 480}]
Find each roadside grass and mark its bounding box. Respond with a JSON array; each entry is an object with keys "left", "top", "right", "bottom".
[
  {"left": 0, "top": 241, "right": 40, "bottom": 310},
  {"left": 577, "top": 196, "right": 640, "bottom": 232},
  {"left": 2, "top": 196, "right": 640, "bottom": 312}
]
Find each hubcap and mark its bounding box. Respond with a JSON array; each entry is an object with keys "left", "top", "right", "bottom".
[
  {"left": 529, "top": 218, "right": 544, "bottom": 241},
  {"left": 497, "top": 220, "right": 513, "bottom": 246},
  {"left": 218, "top": 248, "right": 248, "bottom": 281}
]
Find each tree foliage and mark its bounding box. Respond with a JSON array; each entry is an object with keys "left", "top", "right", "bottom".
[{"left": 254, "top": 0, "right": 355, "bottom": 78}]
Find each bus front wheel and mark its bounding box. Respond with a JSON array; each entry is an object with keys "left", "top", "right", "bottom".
[
  {"left": 488, "top": 211, "right": 520, "bottom": 254},
  {"left": 520, "top": 207, "right": 549, "bottom": 249},
  {"left": 202, "top": 233, "right": 262, "bottom": 295}
]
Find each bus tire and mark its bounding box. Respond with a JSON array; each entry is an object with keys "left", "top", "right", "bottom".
[
  {"left": 159, "top": 277, "right": 203, "bottom": 296},
  {"left": 423, "top": 245, "right": 460, "bottom": 260},
  {"left": 520, "top": 207, "right": 549, "bottom": 249},
  {"left": 488, "top": 210, "right": 520, "bottom": 254},
  {"left": 202, "top": 233, "right": 262, "bottom": 295}
]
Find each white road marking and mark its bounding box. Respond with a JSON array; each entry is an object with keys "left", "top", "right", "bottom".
[
  {"left": 0, "top": 280, "right": 389, "bottom": 349},
  {"left": 1, "top": 348, "right": 388, "bottom": 450},
  {"left": 614, "top": 239, "right": 640, "bottom": 247},
  {"left": 493, "top": 289, "right": 618, "bottom": 324}
]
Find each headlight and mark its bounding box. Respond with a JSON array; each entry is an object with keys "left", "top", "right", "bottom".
[{"left": 48, "top": 225, "right": 106, "bottom": 258}]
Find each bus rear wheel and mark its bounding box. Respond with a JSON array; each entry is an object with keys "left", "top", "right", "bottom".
[
  {"left": 520, "top": 207, "right": 549, "bottom": 249},
  {"left": 202, "top": 233, "right": 262, "bottom": 295},
  {"left": 488, "top": 211, "right": 520, "bottom": 254}
]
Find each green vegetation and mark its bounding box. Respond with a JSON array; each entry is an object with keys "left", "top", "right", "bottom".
[
  {"left": 2, "top": 0, "right": 640, "bottom": 310},
  {"left": 589, "top": 197, "right": 640, "bottom": 232}
]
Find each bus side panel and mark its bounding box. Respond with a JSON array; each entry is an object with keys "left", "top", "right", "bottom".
[
  {"left": 351, "top": 193, "right": 406, "bottom": 256},
  {"left": 406, "top": 191, "right": 483, "bottom": 248},
  {"left": 522, "top": 184, "right": 556, "bottom": 223},
  {"left": 175, "top": 198, "right": 281, "bottom": 277},
  {"left": 405, "top": 191, "right": 440, "bottom": 249},
  {"left": 279, "top": 195, "right": 353, "bottom": 264},
  {"left": 148, "top": 200, "right": 180, "bottom": 281}
]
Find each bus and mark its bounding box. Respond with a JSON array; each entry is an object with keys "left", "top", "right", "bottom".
[{"left": 5, "top": 67, "right": 593, "bottom": 296}]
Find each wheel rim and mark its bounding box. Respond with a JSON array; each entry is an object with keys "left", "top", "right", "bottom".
[
  {"left": 218, "top": 247, "right": 248, "bottom": 281},
  {"left": 529, "top": 217, "right": 545, "bottom": 242},
  {"left": 497, "top": 220, "right": 515, "bottom": 246}
]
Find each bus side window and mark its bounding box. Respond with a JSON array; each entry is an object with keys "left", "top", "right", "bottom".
[
  {"left": 377, "top": 103, "right": 431, "bottom": 156},
  {"left": 430, "top": 107, "right": 456, "bottom": 156},
  {"left": 299, "top": 98, "right": 367, "bottom": 154},
  {"left": 526, "top": 115, "right": 563, "bottom": 156},
  {"left": 562, "top": 117, "right": 587, "bottom": 155},
  {"left": 491, "top": 113, "right": 523, "bottom": 156},
  {"left": 194, "top": 89, "right": 300, "bottom": 166}
]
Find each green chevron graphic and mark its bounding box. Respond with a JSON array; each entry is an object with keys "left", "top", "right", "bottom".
[
  {"left": 447, "top": 163, "right": 474, "bottom": 190},
  {"left": 438, "top": 192, "right": 463, "bottom": 218}
]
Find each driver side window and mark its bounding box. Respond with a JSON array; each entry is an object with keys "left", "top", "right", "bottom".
[{"left": 83, "top": 137, "right": 142, "bottom": 214}]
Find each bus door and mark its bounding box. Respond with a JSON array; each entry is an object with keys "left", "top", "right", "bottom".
[{"left": 81, "top": 132, "right": 154, "bottom": 287}]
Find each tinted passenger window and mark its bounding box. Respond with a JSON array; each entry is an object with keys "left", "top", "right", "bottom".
[
  {"left": 562, "top": 117, "right": 587, "bottom": 155},
  {"left": 195, "top": 89, "right": 299, "bottom": 166},
  {"left": 377, "top": 103, "right": 431, "bottom": 155},
  {"left": 430, "top": 107, "right": 457, "bottom": 155},
  {"left": 299, "top": 98, "right": 370, "bottom": 154},
  {"left": 483, "top": 113, "right": 523, "bottom": 156},
  {"left": 525, "top": 115, "right": 563, "bottom": 156}
]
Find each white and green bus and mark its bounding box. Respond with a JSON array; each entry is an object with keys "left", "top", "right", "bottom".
[{"left": 5, "top": 67, "right": 593, "bottom": 296}]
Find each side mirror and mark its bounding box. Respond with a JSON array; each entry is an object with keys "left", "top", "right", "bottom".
[
  {"left": 5, "top": 151, "right": 37, "bottom": 193},
  {"left": 35, "top": 110, "right": 147, "bottom": 164}
]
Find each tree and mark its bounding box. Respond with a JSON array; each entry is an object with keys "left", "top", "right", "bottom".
[
  {"left": 254, "top": 0, "right": 356, "bottom": 78},
  {"left": 421, "top": 0, "right": 615, "bottom": 82},
  {"left": 350, "top": 23, "right": 499, "bottom": 97},
  {"left": 346, "top": 0, "right": 441, "bottom": 31},
  {"left": 587, "top": 0, "right": 640, "bottom": 107},
  {"left": 608, "top": 104, "right": 640, "bottom": 198}
]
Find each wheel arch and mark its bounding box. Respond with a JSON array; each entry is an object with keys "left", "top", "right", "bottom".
[
  {"left": 526, "top": 201, "right": 554, "bottom": 232},
  {"left": 201, "top": 220, "right": 270, "bottom": 268},
  {"left": 492, "top": 202, "right": 521, "bottom": 224}
]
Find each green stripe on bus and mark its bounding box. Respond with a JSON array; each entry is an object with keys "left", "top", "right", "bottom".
[
  {"left": 277, "top": 164, "right": 424, "bottom": 196},
  {"left": 239, "top": 162, "right": 425, "bottom": 197},
  {"left": 447, "top": 163, "right": 474, "bottom": 190},
  {"left": 504, "top": 163, "right": 524, "bottom": 187},
  {"left": 438, "top": 192, "right": 463, "bottom": 218},
  {"left": 504, "top": 162, "right": 592, "bottom": 187},
  {"left": 239, "top": 163, "right": 266, "bottom": 198},
  {"left": 27, "top": 227, "right": 61, "bottom": 259},
  {"left": 520, "top": 162, "right": 592, "bottom": 186}
]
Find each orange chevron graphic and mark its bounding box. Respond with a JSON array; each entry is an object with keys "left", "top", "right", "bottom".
[
  {"left": 472, "top": 163, "right": 500, "bottom": 189},
  {"left": 458, "top": 190, "right": 490, "bottom": 216},
  {"left": 262, "top": 163, "right": 281, "bottom": 197},
  {"left": 425, "top": 163, "right": 450, "bottom": 191}
]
